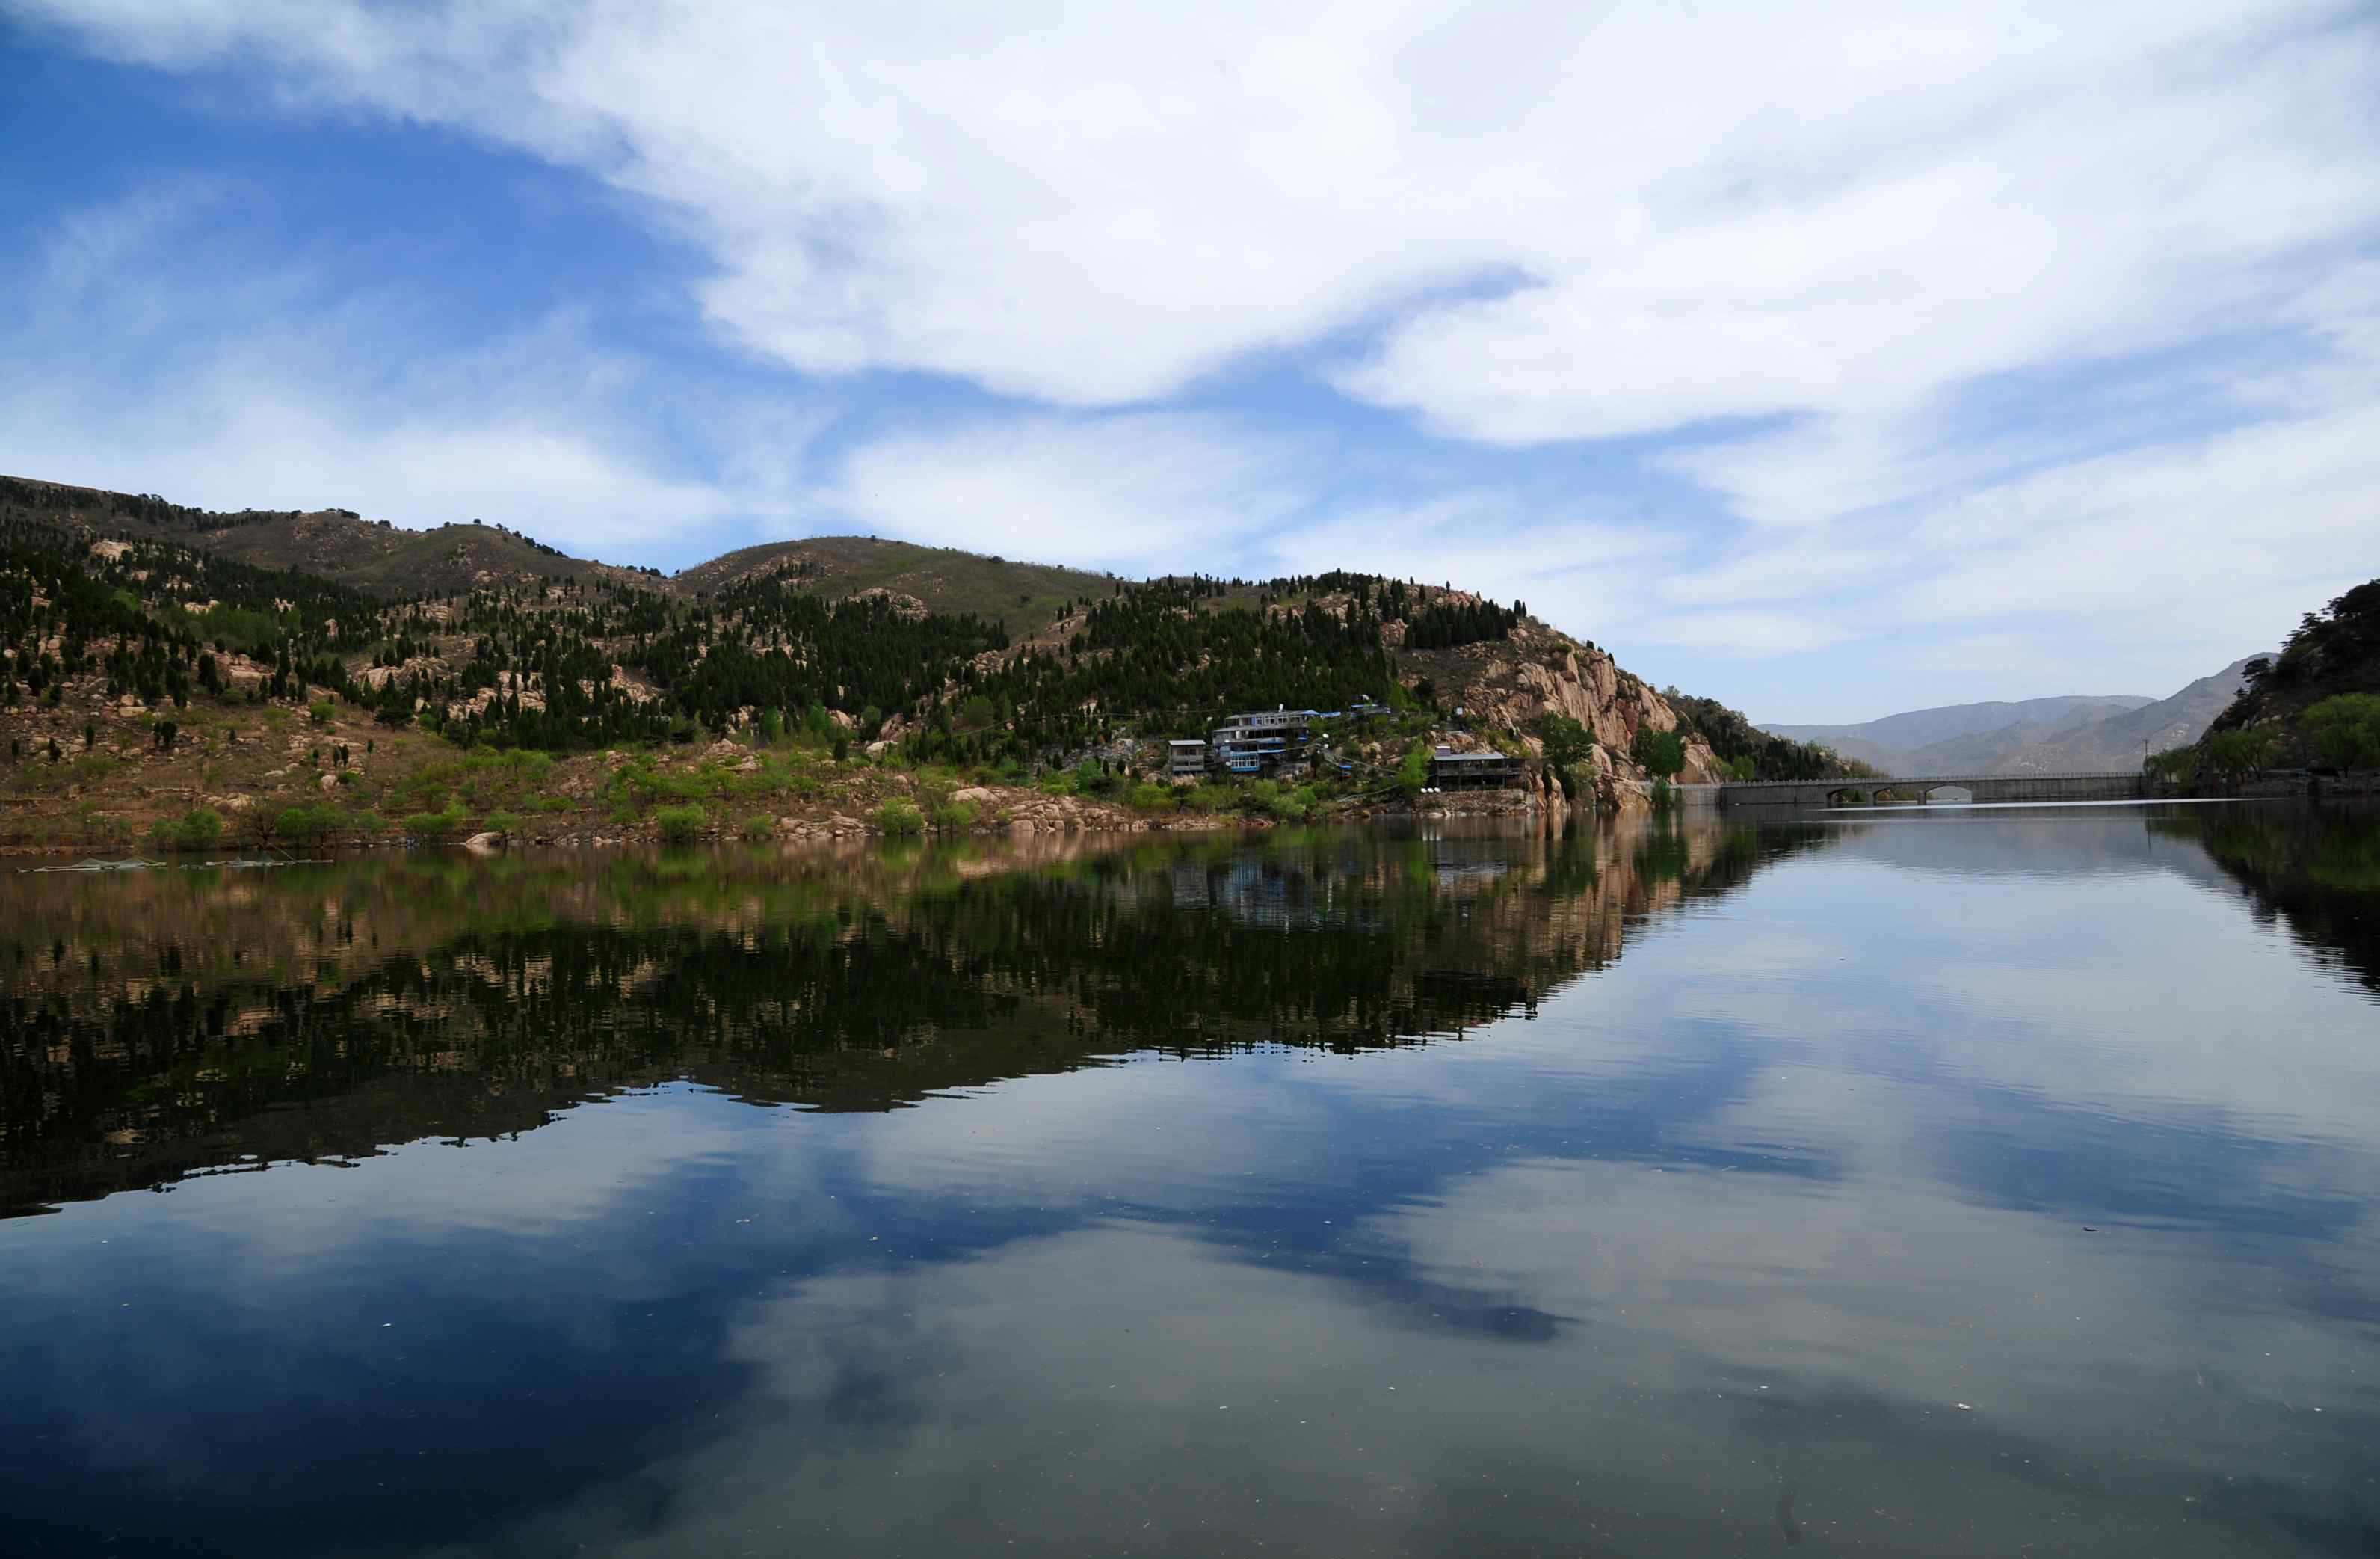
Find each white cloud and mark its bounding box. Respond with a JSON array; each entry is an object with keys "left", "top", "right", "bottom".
[
  {"left": 1890, "top": 400, "right": 2380, "bottom": 635},
  {"left": 820, "top": 412, "right": 1304, "bottom": 572},
  {"left": 1265, "top": 494, "right": 1656, "bottom": 608},
  {"left": 0, "top": 185, "right": 763, "bottom": 558},
  {"left": 16, "top": 0, "right": 2373, "bottom": 437},
  {"left": 7, "top": 0, "right": 2379, "bottom": 709},
  {"left": 1626, "top": 609, "right": 1860, "bottom": 658}
]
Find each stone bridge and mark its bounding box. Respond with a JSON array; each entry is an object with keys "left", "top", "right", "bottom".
[{"left": 1686, "top": 772, "right": 2145, "bottom": 808}]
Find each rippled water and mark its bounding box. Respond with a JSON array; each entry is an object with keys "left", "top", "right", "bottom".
[{"left": 3, "top": 805, "right": 2376, "bottom": 1557}]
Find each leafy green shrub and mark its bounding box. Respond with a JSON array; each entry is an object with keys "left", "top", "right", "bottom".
[
  {"left": 742, "top": 813, "right": 775, "bottom": 841},
  {"left": 931, "top": 798, "right": 979, "bottom": 832},
  {"left": 484, "top": 809, "right": 523, "bottom": 838},
  {"left": 2206, "top": 728, "right": 2275, "bottom": 779},
  {"left": 655, "top": 804, "right": 709, "bottom": 842},
  {"left": 150, "top": 807, "right": 224, "bottom": 853},
  {"left": 308, "top": 699, "right": 337, "bottom": 728},
  {"left": 874, "top": 799, "right": 925, "bottom": 836},
  {"left": 1128, "top": 781, "right": 1175, "bottom": 812},
  {"left": 403, "top": 806, "right": 468, "bottom": 839},
  {"left": 275, "top": 804, "right": 344, "bottom": 845},
  {"left": 538, "top": 795, "right": 573, "bottom": 813}
]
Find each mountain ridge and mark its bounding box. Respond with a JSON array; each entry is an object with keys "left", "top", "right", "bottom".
[
  {"left": 1764, "top": 663, "right": 2259, "bottom": 777},
  {"left": 1764, "top": 694, "right": 2154, "bottom": 753}
]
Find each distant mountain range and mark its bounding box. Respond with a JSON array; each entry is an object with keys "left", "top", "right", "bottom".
[{"left": 1764, "top": 660, "right": 2261, "bottom": 775}]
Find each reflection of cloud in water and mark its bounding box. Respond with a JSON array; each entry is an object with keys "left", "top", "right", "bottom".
[
  {"left": 444, "top": 1189, "right": 2376, "bottom": 1558},
  {"left": 5, "top": 808, "right": 2380, "bottom": 1556}
]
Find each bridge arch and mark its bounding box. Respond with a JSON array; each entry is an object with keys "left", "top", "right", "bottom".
[{"left": 1924, "top": 784, "right": 1974, "bottom": 804}]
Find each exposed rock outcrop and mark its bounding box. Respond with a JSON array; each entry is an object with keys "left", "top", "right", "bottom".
[{"left": 1400, "top": 625, "right": 1725, "bottom": 794}]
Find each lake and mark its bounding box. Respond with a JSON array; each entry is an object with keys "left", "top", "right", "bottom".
[{"left": 3, "top": 804, "right": 2376, "bottom": 1557}]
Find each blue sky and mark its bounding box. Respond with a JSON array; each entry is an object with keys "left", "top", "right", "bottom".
[{"left": 2, "top": 2, "right": 2376, "bottom": 722}]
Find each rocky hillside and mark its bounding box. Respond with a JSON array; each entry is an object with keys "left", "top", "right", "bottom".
[
  {"left": 1395, "top": 624, "right": 1725, "bottom": 787},
  {"left": 0, "top": 472, "right": 1863, "bottom": 850}
]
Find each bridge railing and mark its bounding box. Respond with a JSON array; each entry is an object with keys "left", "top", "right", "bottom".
[{"left": 1709, "top": 771, "right": 2143, "bottom": 787}]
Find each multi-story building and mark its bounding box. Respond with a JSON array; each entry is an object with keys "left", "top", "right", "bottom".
[
  {"left": 1209, "top": 707, "right": 1324, "bottom": 775},
  {"left": 1166, "top": 739, "right": 1209, "bottom": 777},
  {"left": 1428, "top": 746, "right": 1525, "bottom": 790}
]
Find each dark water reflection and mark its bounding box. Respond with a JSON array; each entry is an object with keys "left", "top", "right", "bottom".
[{"left": 1, "top": 805, "right": 2376, "bottom": 1557}]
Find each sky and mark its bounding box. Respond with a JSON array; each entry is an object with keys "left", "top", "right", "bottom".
[{"left": 1, "top": 2, "right": 2375, "bottom": 722}]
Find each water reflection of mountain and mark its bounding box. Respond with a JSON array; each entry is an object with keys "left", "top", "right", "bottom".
[
  {"left": 1, "top": 818, "right": 1835, "bottom": 1216},
  {"left": 2151, "top": 804, "right": 2380, "bottom": 993}
]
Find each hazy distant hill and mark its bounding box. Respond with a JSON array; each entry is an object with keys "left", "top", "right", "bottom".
[
  {"left": 1994, "top": 659, "right": 2259, "bottom": 773},
  {"left": 1766, "top": 667, "right": 2256, "bottom": 775},
  {"left": 1766, "top": 694, "right": 2152, "bottom": 754}
]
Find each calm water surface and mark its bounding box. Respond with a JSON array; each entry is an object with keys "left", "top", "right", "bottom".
[{"left": 3, "top": 805, "right": 2376, "bottom": 1557}]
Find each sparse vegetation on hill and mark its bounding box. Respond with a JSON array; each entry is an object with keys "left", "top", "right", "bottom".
[
  {"left": 0, "top": 476, "right": 653, "bottom": 597},
  {"left": 0, "top": 472, "right": 1865, "bottom": 848},
  {"left": 673, "top": 535, "right": 1114, "bottom": 634}
]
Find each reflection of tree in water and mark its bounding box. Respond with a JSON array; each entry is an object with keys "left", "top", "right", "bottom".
[
  {"left": 2152, "top": 806, "right": 2380, "bottom": 994},
  {"left": 1634, "top": 815, "right": 1832, "bottom": 894},
  {"left": 1, "top": 818, "right": 1840, "bottom": 1214}
]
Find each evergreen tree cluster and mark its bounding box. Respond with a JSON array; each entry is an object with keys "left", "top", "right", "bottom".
[
  {"left": 892, "top": 578, "right": 1397, "bottom": 766},
  {"left": 351, "top": 574, "right": 1012, "bottom": 751},
  {"left": 1399, "top": 597, "right": 1523, "bottom": 651},
  {"left": 0, "top": 521, "right": 374, "bottom": 712},
  {"left": 2245, "top": 579, "right": 2380, "bottom": 696},
  {"left": 2212, "top": 575, "right": 2380, "bottom": 768}
]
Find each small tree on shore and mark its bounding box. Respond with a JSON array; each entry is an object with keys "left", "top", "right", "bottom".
[
  {"left": 2305, "top": 693, "right": 2380, "bottom": 770},
  {"left": 2205, "top": 728, "right": 2274, "bottom": 781},
  {"left": 1631, "top": 725, "right": 1686, "bottom": 779},
  {"left": 1537, "top": 715, "right": 1593, "bottom": 799}
]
